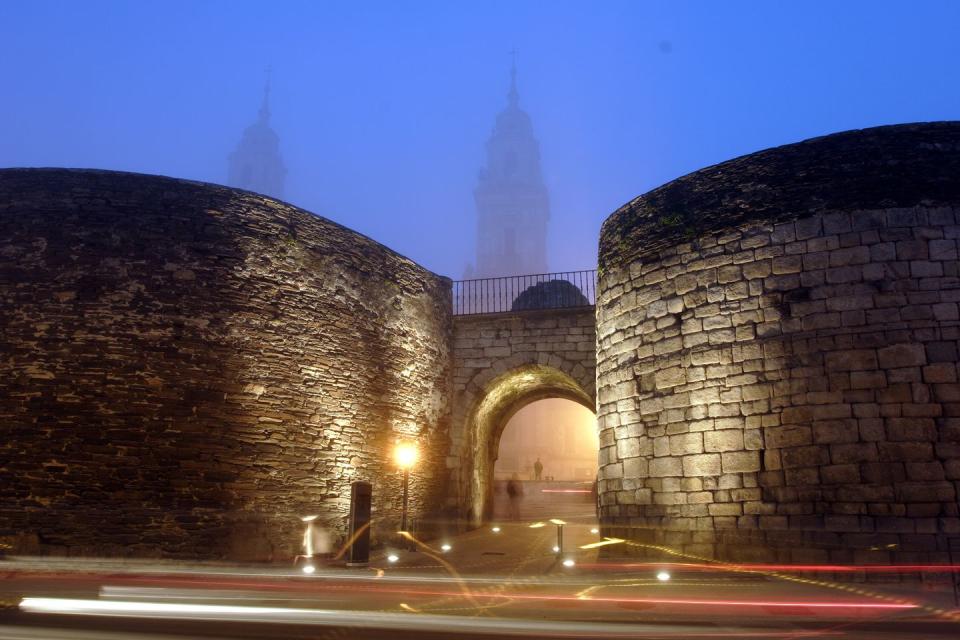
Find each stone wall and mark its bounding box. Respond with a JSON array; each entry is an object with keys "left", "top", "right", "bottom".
[
  {"left": 448, "top": 308, "right": 596, "bottom": 524},
  {"left": 0, "top": 169, "right": 453, "bottom": 560},
  {"left": 597, "top": 123, "right": 960, "bottom": 562}
]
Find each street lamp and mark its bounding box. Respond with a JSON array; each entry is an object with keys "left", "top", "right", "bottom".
[{"left": 394, "top": 442, "right": 418, "bottom": 536}]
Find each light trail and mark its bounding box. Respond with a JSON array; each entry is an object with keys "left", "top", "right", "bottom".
[
  {"left": 17, "top": 598, "right": 846, "bottom": 638},
  {"left": 579, "top": 562, "right": 960, "bottom": 574},
  {"left": 80, "top": 584, "right": 919, "bottom": 611},
  {"left": 579, "top": 537, "right": 625, "bottom": 549}
]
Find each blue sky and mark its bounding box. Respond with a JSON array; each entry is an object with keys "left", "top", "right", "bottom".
[{"left": 2, "top": 1, "right": 959, "bottom": 278}]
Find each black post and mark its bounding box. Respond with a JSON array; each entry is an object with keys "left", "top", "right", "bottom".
[
  {"left": 347, "top": 481, "right": 372, "bottom": 567},
  {"left": 401, "top": 468, "right": 410, "bottom": 533}
]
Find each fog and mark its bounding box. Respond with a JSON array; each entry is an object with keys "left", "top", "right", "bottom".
[
  {"left": 495, "top": 399, "right": 599, "bottom": 482},
  {"left": 2, "top": 1, "right": 959, "bottom": 278}
]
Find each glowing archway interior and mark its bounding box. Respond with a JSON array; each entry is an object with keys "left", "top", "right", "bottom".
[{"left": 467, "top": 364, "right": 593, "bottom": 525}]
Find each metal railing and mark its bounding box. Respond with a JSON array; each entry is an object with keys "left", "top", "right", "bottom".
[{"left": 452, "top": 270, "right": 596, "bottom": 316}]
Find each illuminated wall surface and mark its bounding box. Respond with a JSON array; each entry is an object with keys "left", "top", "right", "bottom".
[
  {"left": 597, "top": 122, "right": 960, "bottom": 562},
  {"left": 0, "top": 169, "right": 453, "bottom": 560}
]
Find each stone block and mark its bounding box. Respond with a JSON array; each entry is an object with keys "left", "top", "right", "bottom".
[
  {"left": 877, "top": 343, "right": 926, "bottom": 369},
  {"left": 933, "top": 303, "right": 959, "bottom": 321},
  {"left": 670, "top": 432, "right": 704, "bottom": 455},
  {"left": 820, "top": 464, "right": 860, "bottom": 484},
  {"left": 780, "top": 445, "right": 829, "bottom": 469},
  {"left": 878, "top": 442, "right": 934, "bottom": 462},
  {"left": 929, "top": 239, "right": 958, "bottom": 260},
  {"left": 683, "top": 453, "right": 722, "bottom": 476},
  {"left": 812, "top": 420, "right": 859, "bottom": 443},
  {"left": 829, "top": 246, "right": 870, "bottom": 266},
  {"left": 905, "top": 461, "right": 945, "bottom": 481},
  {"left": 721, "top": 451, "right": 761, "bottom": 473},
  {"left": 623, "top": 456, "right": 648, "bottom": 478},
  {"left": 649, "top": 457, "right": 683, "bottom": 477},
  {"left": 829, "top": 443, "right": 878, "bottom": 464},
  {"left": 896, "top": 239, "right": 928, "bottom": 260},
  {"left": 850, "top": 371, "right": 886, "bottom": 389},
  {"left": 824, "top": 350, "right": 877, "bottom": 371},
  {"left": 765, "top": 425, "right": 813, "bottom": 448},
  {"left": 704, "top": 430, "right": 744, "bottom": 452},
  {"left": 896, "top": 482, "right": 955, "bottom": 502},
  {"left": 795, "top": 217, "right": 822, "bottom": 240},
  {"left": 655, "top": 367, "right": 686, "bottom": 389},
  {"left": 708, "top": 503, "right": 743, "bottom": 516}
]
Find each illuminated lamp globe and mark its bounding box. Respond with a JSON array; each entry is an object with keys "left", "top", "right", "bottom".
[{"left": 395, "top": 442, "right": 418, "bottom": 470}]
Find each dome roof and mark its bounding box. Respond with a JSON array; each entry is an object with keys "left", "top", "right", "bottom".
[
  {"left": 236, "top": 120, "right": 281, "bottom": 154},
  {"left": 493, "top": 104, "right": 534, "bottom": 138},
  {"left": 512, "top": 279, "right": 590, "bottom": 311}
]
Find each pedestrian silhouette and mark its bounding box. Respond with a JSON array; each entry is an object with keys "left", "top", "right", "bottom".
[
  {"left": 506, "top": 473, "right": 524, "bottom": 520},
  {"left": 533, "top": 457, "right": 543, "bottom": 481}
]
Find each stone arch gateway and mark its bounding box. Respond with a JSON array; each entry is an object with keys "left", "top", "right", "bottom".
[{"left": 447, "top": 308, "right": 597, "bottom": 525}]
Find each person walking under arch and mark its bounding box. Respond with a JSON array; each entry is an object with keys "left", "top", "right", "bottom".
[
  {"left": 533, "top": 457, "right": 544, "bottom": 481},
  {"left": 506, "top": 473, "right": 524, "bottom": 520}
]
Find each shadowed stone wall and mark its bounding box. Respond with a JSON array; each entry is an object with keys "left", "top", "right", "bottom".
[
  {"left": 597, "top": 123, "right": 960, "bottom": 562},
  {"left": 0, "top": 169, "right": 452, "bottom": 560}
]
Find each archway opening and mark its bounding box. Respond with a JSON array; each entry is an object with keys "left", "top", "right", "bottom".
[
  {"left": 463, "top": 363, "right": 594, "bottom": 526},
  {"left": 492, "top": 398, "right": 599, "bottom": 524}
]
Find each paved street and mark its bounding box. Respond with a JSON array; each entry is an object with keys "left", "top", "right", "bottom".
[{"left": 2, "top": 490, "right": 959, "bottom": 639}]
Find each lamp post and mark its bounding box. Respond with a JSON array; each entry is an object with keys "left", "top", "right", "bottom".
[{"left": 394, "top": 442, "right": 418, "bottom": 539}]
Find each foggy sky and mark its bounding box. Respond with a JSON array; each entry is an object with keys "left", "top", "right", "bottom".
[{"left": 2, "top": 1, "right": 959, "bottom": 279}]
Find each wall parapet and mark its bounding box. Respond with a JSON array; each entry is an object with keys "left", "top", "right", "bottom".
[{"left": 600, "top": 122, "right": 960, "bottom": 272}]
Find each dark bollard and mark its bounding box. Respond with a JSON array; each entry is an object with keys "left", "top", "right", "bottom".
[{"left": 347, "top": 481, "right": 372, "bottom": 566}]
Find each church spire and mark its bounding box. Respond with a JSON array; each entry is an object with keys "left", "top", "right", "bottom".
[
  {"left": 227, "top": 66, "right": 286, "bottom": 199},
  {"left": 507, "top": 48, "right": 519, "bottom": 108},
  {"left": 469, "top": 50, "right": 550, "bottom": 279},
  {"left": 258, "top": 66, "right": 272, "bottom": 123}
]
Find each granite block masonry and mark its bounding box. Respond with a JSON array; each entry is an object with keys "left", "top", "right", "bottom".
[
  {"left": 0, "top": 169, "right": 453, "bottom": 560},
  {"left": 597, "top": 122, "right": 960, "bottom": 563}
]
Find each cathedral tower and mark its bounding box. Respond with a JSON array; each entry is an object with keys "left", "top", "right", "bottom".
[
  {"left": 227, "top": 77, "right": 286, "bottom": 199},
  {"left": 468, "top": 60, "right": 550, "bottom": 278}
]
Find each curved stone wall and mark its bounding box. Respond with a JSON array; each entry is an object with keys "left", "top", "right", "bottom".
[
  {"left": 0, "top": 169, "right": 452, "bottom": 559},
  {"left": 597, "top": 123, "right": 960, "bottom": 562}
]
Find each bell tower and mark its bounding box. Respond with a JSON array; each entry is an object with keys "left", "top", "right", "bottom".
[
  {"left": 228, "top": 72, "right": 287, "bottom": 199},
  {"left": 469, "top": 57, "right": 550, "bottom": 278}
]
